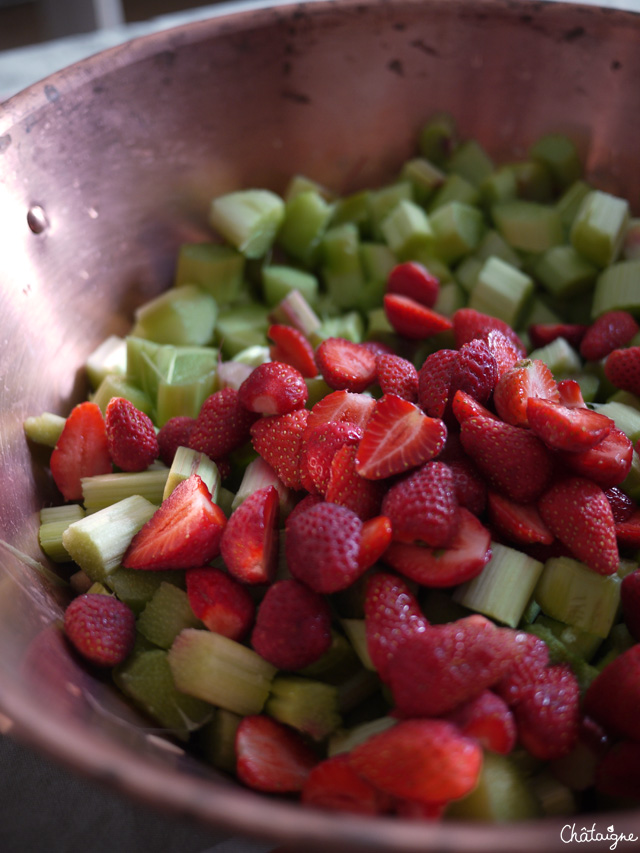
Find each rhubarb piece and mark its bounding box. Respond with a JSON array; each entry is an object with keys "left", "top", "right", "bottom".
[
  {"left": 62, "top": 495, "right": 156, "bottom": 583},
  {"left": 321, "top": 223, "right": 366, "bottom": 309},
  {"left": 23, "top": 412, "right": 66, "bottom": 448},
  {"left": 380, "top": 199, "right": 433, "bottom": 259},
  {"left": 163, "top": 446, "right": 220, "bottom": 501},
  {"left": 446, "top": 751, "right": 540, "bottom": 821},
  {"left": 591, "top": 259, "right": 640, "bottom": 318},
  {"left": 168, "top": 628, "right": 276, "bottom": 715},
  {"left": 449, "top": 138, "right": 494, "bottom": 186},
  {"left": 453, "top": 542, "right": 544, "bottom": 628},
  {"left": 105, "top": 568, "right": 185, "bottom": 615},
  {"left": 556, "top": 179, "right": 592, "bottom": 230},
  {"left": 469, "top": 256, "right": 534, "bottom": 328},
  {"left": 174, "top": 242, "right": 244, "bottom": 303},
  {"left": 492, "top": 200, "right": 564, "bottom": 252},
  {"left": 215, "top": 303, "right": 270, "bottom": 358},
  {"left": 527, "top": 336, "right": 582, "bottom": 376},
  {"left": 277, "top": 189, "right": 333, "bottom": 265},
  {"left": 530, "top": 133, "right": 582, "bottom": 191},
  {"left": 401, "top": 157, "right": 446, "bottom": 205},
  {"left": 131, "top": 284, "right": 217, "bottom": 346},
  {"left": 418, "top": 112, "right": 458, "bottom": 167},
  {"left": 39, "top": 504, "right": 85, "bottom": 562},
  {"left": 368, "top": 182, "right": 413, "bottom": 237},
  {"left": 199, "top": 708, "right": 241, "bottom": 773},
  {"left": 209, "top": 189, "right": 285, "bottom": 259},
  {"left": 430, "top": 173, "right": 480, "bottom": 211},
  {"left": 429, "top": 201, "right": 484, "bottom": 264},
  {"left": 265, "top": 676, "right": 342, "bottom": 741},
  {"left": 570, "top": 189, "right": 629, "bottom": 268},
  {"left": 534, "top": 556, "right": 621, "bottom": 638},
  {"left": 137, "top": 581, "right": 201, "bottom": 649},
  {"left": 81, "top": 468, "right": 167, "bottom": 511}
]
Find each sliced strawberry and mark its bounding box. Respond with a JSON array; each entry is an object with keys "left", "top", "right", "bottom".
[
  {"left": 105, "top": 396, "right": 159, "bottom": 472},
  {"left": 452, "top": 307, "right": 526, "bottom": 355},
  {"left": 460, "top": 413, "right": 554, "bottom": 503},
  {"left": 450, "top": 338, "right": 498, "bottom": 404},
  {"left": 487, "top": 491, "right": 555, "bottom": 546},
  {"left": 251, "top": 578, "right": 332, "bottom": 670},
  {"left": 315, "top": 337, "right": 377, "bottom": 393},
  {"left": 561, "top": 427, "right": 634, "bottom": 488},
  {"left": 348, "top": 719, "right": 482, "bottom": 804},
  {"left": 50, "top": 401, "right": 112, "bottom": 501},
  {"left": 219, "top": 486, "right": 279, "bottom": 585},
  {"left": 617, "top": 509, "right": 640, "bottom": 548},
  {"left": 301, "top": 754, "right": 392, "bottom": 816},
  {"left": 382, "top": 508, "right": 491, "bottom": 587},
  {"left": 383, "top": 293, "right": 453, "bottom": 340},
  {"left": 305, "top": 389, "right": 376, "bottom": 434},
  {"left": 479, "top": 329, "right": 522, "bottom": 378},
  {"left": 123, "top": 474, "right": 227, "bottom": 570},
  {"left": 417, "top": 348, "right": 458, "bottom": 419},
  {"left": 580, "top": 310, "right": 639, "bottom": 361},
  {"left": 386, "top": 261, "right": 440, "bottom": 308},
  {"left": 64, "top": 593, "right": 135, "bottom": 667},
  {"left": 357, "top": 515, "right": 393, "bottom": 573},
  {"left": 381, "top": 461, "right": 459, "bottom": 547},
  {"left": 493, "top": 359, "right": 559, "bottom": 428},
  {"left": 157, "top": 415, "right": 196, "bottom": 467},
  {"left": 537, "top": 477, "right": 619, "bottom": 575},
  {"left": 189, "top": 387, "right": 258, "bottom": 460},
  {"left": 267, "top": 323, "right": 317, "bottom": 378},
  {"left": 621, "top": 568, "right": 640, "bottom": 641},
  {"left": 375, "top": 352, "right": 418, "bottom": 402},
  {"left": 185, "top": 566, "right": 255, "bottom": 641},
  {"left": 513, "top": 663, "right": 580, "bottom": 761},
  {"left": 299, "top": 420, "right": 362, "bottom": 495},
  {"left": 325, "top": 444, "right": 386, "bottom": 520},
  {"left": 528, "top": 322, "right": 587, "bottom": 350},
  {"left": 444, "top": 689, "right": 517, "bottom": 755},
  {"left": 360, "top": 340, "right": 394, "bottom": 358},
  {"left": 451, "top": 389, "right": 497, "bottom": 424},
  {"left": 364, "top": 571, "right": 428, "bottom": 683},
  {"left": 605, "top": 485, "right": 636, "bottom": 522},
  {"left": 250, "top": 408, "right": 309, "bottom": 490},
  {"left": 527, "top": 397, "right": 614, "bottom": 452},
  {"left": 238, "top": 360, "right": 308, "bottom": 415},
  {"left": 557, "top": 378, "right": 586, "bottom": 408},
  {"left": 355, "top": 394, "right": 447, "bottom": 480},
  {"left": 604, "top": 345, "right": 640, "bottom": 395},
  {"left": 235, "top": 714, "right": 318, "bottom": 793},
  {"left": 286, "top": 501, "right": 365, "bottom": 594},
  {"left": 388, "top": 615, "right": 515, "bottom": 716}
]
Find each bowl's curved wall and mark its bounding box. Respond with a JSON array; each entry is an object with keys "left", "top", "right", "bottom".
[{"left": 0, "top": 1, "right": 638, "bottom": 850}]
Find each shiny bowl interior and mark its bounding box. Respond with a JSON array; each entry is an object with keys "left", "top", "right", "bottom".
[{"left": 1, "top": 0, "right": 639, "bottom": 849}]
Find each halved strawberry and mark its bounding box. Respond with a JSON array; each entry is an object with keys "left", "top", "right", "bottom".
[
  {"left": 528, "top": 322, "right": 587, "bottom": 350},
  {"left": 357, "top": 515, "right": 393, "bottom": 573},
  {"left": 604, "top": 345, "right": 640, "bottom": 395},
  {"left": 301, "top": 754, "right": 392, "bottom": 816},
  {"left": 561, "top": 427, "right": 634, "bottom": 488},
  {"left": 250, "top": 408, "right": 309, "bottom": 490},
  {"left": 315, "top": 337, "right": 377, "bottom": 393},
  {"left": 445, "top": 689, "right": 517, "bottom": 755},
  {"left": 451, "top": 389, "right": 497, "bottom": 424},
  {"left": 50, "top": 401, "right": 112, "bottom": 501},
  {"left": 383, "top": 293, "right": 453, "bottom": 340},
  {"left": 305, "top": 389, "right": 376, "bottom": 434},
  {"left": 348, "top": 719, "right": 482, "bottom": 804},
  {"left": 557, "top": 378, "right": 586, "bottom": 408},
  {"left": 364, "top": 571, "right": 428, "bottom": 683},
  {"left": 268, "top": 323, "right": 318, "bottom": 378},
  {"left": 388, "top": 615, "right": 515, "bottom": 717},
  {"left": 355, "top": 394, "right": 447, "bottom": 480},
  {"left": 299, "top": 420, "right": 362, "bottom": 495},
  {"left": 375, "top": 352, "right": 419, "bottom": 402},
  {"left": 460, "top": 413, "right": 554, "bottom": 503},
  {"left": 235, "top": 714, "right": 318, "bottom": 793},
  {"left": 493, "top": 359, "right": 559, "bottom": 427},
  {"left": 386, "top": 261, "right": 440, "bottom": 308},
  {"left": 123, "top": 474, "right": 227, "bottom": 570},
  {"left": 251, "top": 578, "right": 332, "bottom": 670},
  {"left": 537, "top": 477, "right": 619, "bottom": 575},
  {"left": 381, "top": 461, "right": 459, "bottom": 547},
  {"left": 325, "top": 444, "right": 386, "bottom": 520},
  {"left": 382, "top": 508, "right": 491, "bottom": 587},
  {"left": 185, "top": 566, "right": 255, "bottom": 641},
  {"left": 238, "top": 360, "right": 308, "bottom": 415},
  {"left": 616, "top": 509, "right": 640, "bottom": 549},
  {"left": 452, "top": 307, "right": 526, "bottom": 355},
  {"left": 527, "top": 397, "right": 615, "bottom": 452},
  {"left": 219, "top": 486, "right": 279, "bottom": 585},
  {"left": 580, "top": 310, "right": 639, "bottom": 362},
  {"left": 487, "top": 491, "right": 554, "bottom": 546}
]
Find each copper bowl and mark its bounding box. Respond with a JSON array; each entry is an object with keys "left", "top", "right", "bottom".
[{"left": 1, "top": 0, "right": 639, "bottom": 850}]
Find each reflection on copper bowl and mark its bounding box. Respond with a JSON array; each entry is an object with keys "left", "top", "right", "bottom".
[{"left": 0, "top": 1, "right": 639, "bottom": 850}]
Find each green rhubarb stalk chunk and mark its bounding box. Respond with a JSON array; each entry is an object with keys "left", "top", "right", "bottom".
[
  {"left": 446, "top": 751, "right": 540, "bottom": 822},
  {"left": 208, "top": 189, "right": 285, "bottom": 259},
  {"left": 590, "top": 259, "right": 640, "bottom": 318},
  {"left": 262, "top": 265, "right": 319, "bottom": 309},
  {"left": 23, "top": 412, "right": 66, "bottom": 447},
  {"left": 85, "top": 335, "right": 127, "bottom": 391},
  {"left": 570, "top": 189, "right": 630, "bottom": 268},
  {"left": 453, "top": 542, "right": 544, "bottom": 628},
  {"left": 265, "top": 675, "right": 342, "bottom": 741},
  {"left": 198, "top": 708, "right": 241, "bottom": 773},
  {"left": 163, "top": 447, "right": 221, "bottom": 501},
  {"left": 492, "top": 200, "right": 564, "bottom": 253},
  {"left": 534, "top": 556, "right": 621, "bottom": 639},
  {"left": 131, "top": 284, "right": 218, "bottom": 347},
  {"left": 39, "top": 504, "right": 85, "bottom": 562},
  {"left": 174, "top": 243, "right": 245, "bottom": 304},
  {"left": 105, "top": 568, "right": 186, "bottom": 615},
  {"left": 168, "top": 629, "right": 277, "bottom": 716},
  {"left": 277, "top": 189, "right": 334, "bottom": 266},
  {"left": 81, "top": 468, "right": 169, "bottom": 512},
  {"left": 469, "top": 257, "right": 535, "bottom": 329},
  {"left": 137, "top": 582, "right": 202, "bottom": 649}
]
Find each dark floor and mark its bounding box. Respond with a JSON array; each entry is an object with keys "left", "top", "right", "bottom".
[{"left": 0, "top": 1, "right": 217, "bottom": 52}]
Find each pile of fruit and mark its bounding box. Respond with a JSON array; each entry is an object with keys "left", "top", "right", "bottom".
[{"left": 24, "top": 114, "right": 640, "bottom": 821}]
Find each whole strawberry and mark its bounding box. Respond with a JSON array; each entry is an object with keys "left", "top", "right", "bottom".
[
  {"left": 64, "top": 593, "right": 135, "bottom": 667},
  {"left": 621, "top": 569, "right": 640, "bottom": 641},
  {"left": 375, "top": 353, "right": 419, "bottom": 402},
  {"left": 250, "top": 408, "right": 309, "bottom": 490},
  {"left": 604, "top": 345, "right": 640, "bottom": 396},
  {"left": 189, "top": 387, "right": 258, "bottom": 460},
  {"left": 584, "top": 644, "right": 640, "bottom": 742},
  {"left": 417, "top": 348, "right": 458, "bottom": 419},
  {"left": 238, "top": 360, "right": 308, "bottom": 415},
  {"left": 105, "top": 397, "right": 159, "bottom": 472},
  {"left": 580, "top": 310, "right": 639, "bottom": 361},
  {"left": 157, "top": 415, "right": 196, "bottom": 466},
  {"left": 450, "top": 338, "right": 498, "bottom": 404}
]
